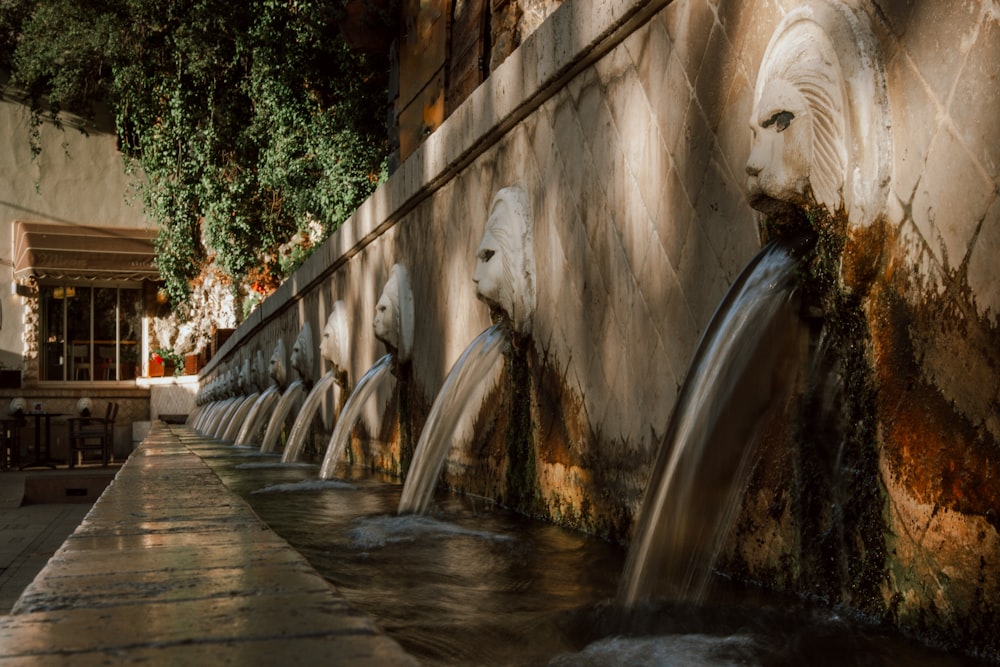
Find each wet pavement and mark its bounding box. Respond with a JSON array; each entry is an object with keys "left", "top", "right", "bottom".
[{"left": 0, "top": 422, "right": 417, "bottom": 665}]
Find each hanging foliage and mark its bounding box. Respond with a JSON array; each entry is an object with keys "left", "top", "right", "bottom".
[{"left": 0, "top": 0, "right": 392, "bottom": 312}]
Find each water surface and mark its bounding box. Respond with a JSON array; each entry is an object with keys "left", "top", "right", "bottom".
[{"left": 184, "top": 437, "right": 988, "bottom": 667}]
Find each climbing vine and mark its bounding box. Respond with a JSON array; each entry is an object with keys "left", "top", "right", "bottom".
[{"left": 0, "top": 0, "right": 393, "bottom": 312}]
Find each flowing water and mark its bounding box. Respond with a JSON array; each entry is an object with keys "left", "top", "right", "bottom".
[
  {"left": 200, "top": 398, "right": 233, "bottom": 435},
  {"left": 398, "top": 323, "right": 508, "bottom": 514},
  {"left": 282, "top": 371, "right": 338, "bottom": 463},
  {"left": 619, "top": 236, "right": 815, "bottom": 606},
  {"left": 192, "top": 397, "right": 223, "bottom": 433},
  {"left": 206, "top": 397, "right": 243, "bottom": 438},
  {"left": 169, "top": 236, "right": 992, "bottom": 665},
  {"left": 233, "top": 384, "right": 280, "bottom": 446},
  {"left": 320, "top": 353, "right": 394, "bottom": 479},
  {"left": 221, "top": 392, "right": 260, "bottom": 441},
  {"left": 181, "top": 434, "right": 988, "bottom": 667},
  {"left": 260, "top": 379, "right": 305, "bottom": 453}
]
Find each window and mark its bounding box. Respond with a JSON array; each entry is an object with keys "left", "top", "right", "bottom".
[{"left": 40, "top": 284, "right": 142, "bottom": 382}]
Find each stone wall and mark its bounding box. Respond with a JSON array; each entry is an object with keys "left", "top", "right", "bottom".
[{"left": 204, "top": 0, "right": 999, "bottom": 655}]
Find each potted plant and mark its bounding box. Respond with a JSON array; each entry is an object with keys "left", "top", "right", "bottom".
[{"left": 150, "top": 348, "right": 183, "bottom": 377}]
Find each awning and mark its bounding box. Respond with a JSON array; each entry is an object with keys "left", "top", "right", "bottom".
[{"left": 13, "top": 221, "right": 159, "bottom": 282}]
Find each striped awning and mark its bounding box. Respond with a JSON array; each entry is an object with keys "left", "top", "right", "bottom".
[{"left": 13, "top": 221, "right": 159, "bottom": 282}]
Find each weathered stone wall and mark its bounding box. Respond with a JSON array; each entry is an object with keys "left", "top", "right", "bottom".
[
  {"left": 867, "top": 1, "right": 999, "bottom": 654},
  {"left": 205, "top": 0, "right": 999, "bottom": 655}
]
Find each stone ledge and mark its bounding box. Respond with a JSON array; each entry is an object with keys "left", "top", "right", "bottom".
[{"left": 0, "top": 422, "right": 418, "bottom": 665}]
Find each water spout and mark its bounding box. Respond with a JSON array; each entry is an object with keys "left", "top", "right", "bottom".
[
  {"left": 234, "top": 384, "right": 281, "bottom": 447},
  {"left": 473, "top": 187, "right": 534, "bottom": 336},
  {"left": 398, "top": 324, "right": 508, "bottom": 514},
  {"left": 281, "top": 371, "right": 339, "bottom": 463},
  {"left": 259, "top": 379, "right": 306, "bottom": 453},
  {"left": 397, "top": 189, "right": 532, "bottom": 513},
  {"left": 220, "top": 393, "right": 260, "bottom": 442},
  {"left": 229, "top": 341, "right": 288, "bottom": 446},
  {"left": 204, "top": 396, "right": 239, "bottom": 437},
  {"left": 319, "top": 353, "right": 395, "bottom": 479},
  {"left": 618, "top": 235, "right": 814, "bottom": 607},
  {"left": 317, "top": 268, "right": 414, "bottom": 476},
  {"left": 282, "top": 302, "right": 355, "bottom": 462},
  {"left": 259, "top": 323, "right": 314, "bottom": 453}
]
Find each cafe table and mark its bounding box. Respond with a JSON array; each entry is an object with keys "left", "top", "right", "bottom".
[{"left": 19, "top": 411, "right": 65, "bottom": 469}]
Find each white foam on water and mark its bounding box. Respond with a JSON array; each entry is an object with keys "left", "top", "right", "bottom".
[
  {"left": 350, "top": 514, "right": 513, "bottom": 550},
  {"left": 236, "top": 461, "right": 316, "bottom": 470},
  {"left": 549, "top": 633, "right": 760, "bottom": 667},
  {"left": 251, "top": 479, "right": 357, "bottom": 494}
]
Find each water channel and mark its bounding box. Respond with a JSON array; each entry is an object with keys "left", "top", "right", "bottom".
[{"left": 182, "top": 434, "right": 989, "bottom": 666}]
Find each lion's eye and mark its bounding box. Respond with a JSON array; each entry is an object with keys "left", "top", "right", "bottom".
[
  {"left": 762, "top": 110, "right": 794, "bottom": 132},
  {"left": 478, "top": 249, "right": 495, "bottom": 262}
]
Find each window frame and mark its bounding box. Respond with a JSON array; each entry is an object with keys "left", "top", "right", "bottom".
[{"left": 37, "top": 280, "right": 145, "bottom": 384}]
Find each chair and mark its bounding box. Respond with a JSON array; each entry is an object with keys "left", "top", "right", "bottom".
[
  {"left": 67, "top": 402, "right": 118, "bottom": 467},
  {"left": 72, "top": 343, "right": 92, "bottom": 381},
  {"left": 0, "top": 417, "right": 23, "bottom": 471},
  {"left": 98, "top": 345, "right": 117, "bottom": 380}
]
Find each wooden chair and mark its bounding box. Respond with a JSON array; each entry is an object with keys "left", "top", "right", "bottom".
[{"left": 67, "top": 402, "right": 118, "bottom": 468}]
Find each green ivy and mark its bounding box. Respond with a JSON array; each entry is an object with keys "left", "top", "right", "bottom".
[{"left": 1, "top": 0, "right": 392, "bottom": 312}]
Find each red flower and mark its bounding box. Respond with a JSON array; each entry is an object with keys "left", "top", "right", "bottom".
[{"left": 152, "top": 353, "right": 163, "bottom": 364}]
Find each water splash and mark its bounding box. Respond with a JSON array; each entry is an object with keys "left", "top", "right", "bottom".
[
  {"left": 349, "top": 514, "right": 513, "bottom": 550},
  {"left": 550, "top": 633, "right": 760, "bottom": 667},
  {"left": 398, "top": 324, "right": 508, "bottom": 514},
  {"left": 319, "top": 354, "right": 395, "bottom": 479},
  {"left": 236, "top": 461, "right": 315, "bottom": 470},
  {"left": 282, "top": 371, "right": 339, "bottom": 463},
  {"left": 260, "top": 379, "right": 306, "bottom": 453},
  {"left": 618, "top": 236, "right": 814, "bottom": 607},
  {"left": 251, "top": 479, "right": 356, "bottom": 494}
]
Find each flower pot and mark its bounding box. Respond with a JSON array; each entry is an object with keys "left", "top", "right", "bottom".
[
  {"left": 184, "top": 353, "right": 201, "bottom": 376},
  {"left": 148, "top": 359, "right": 164, "bottom": 377}
]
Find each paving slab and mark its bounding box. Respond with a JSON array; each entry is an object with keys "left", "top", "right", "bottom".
[
  {"left": 0, "top": 422, "right": 418, "bottom": 665},
  {"left": 0, "top": 505, "right": 91, "bottom": 613}
]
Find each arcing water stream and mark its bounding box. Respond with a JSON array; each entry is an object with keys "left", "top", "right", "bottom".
[
  {"left": 397, "top": 323, "right": 508, "bottom": 514},
  {"left": 619, "top": 235, "right": 815, "bottom": 606}
]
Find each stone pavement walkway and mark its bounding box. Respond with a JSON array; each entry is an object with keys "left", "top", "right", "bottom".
[
  {"left": 0, "top": 422, "right": 417, "bottom": 665},
  {"left": 0, "top": 504, "right": 91, "bottom": 614},
  {"left": 0, "top": 464, "right": 112, "bottom": 615}
]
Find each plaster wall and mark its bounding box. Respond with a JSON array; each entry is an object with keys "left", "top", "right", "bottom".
[
  {"left": 0, "top": 95, "right": 152, "bottom": 371},
  {"left": 205, "top": 0, "right": 999, "bottom": 654}
]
